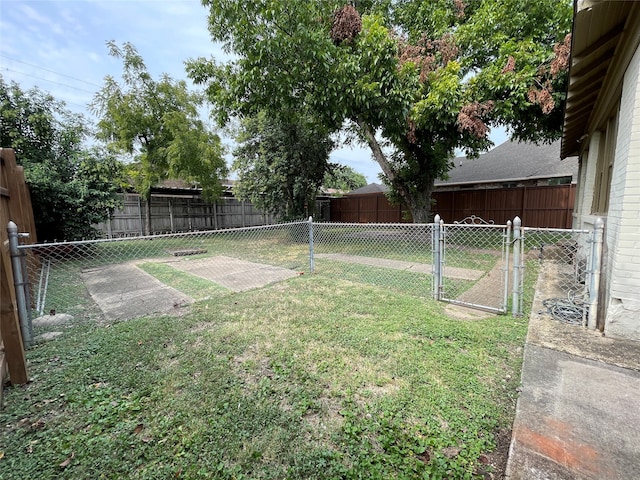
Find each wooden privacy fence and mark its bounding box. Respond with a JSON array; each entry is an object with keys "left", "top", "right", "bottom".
[
  {"left": 0, "top": 148, "right": 33, "bottom": 400},
  {"left": 94, "top": 193, "right": 276, "bottom": 237},
  {"left": 432, "top": 184, "right": 576, "bottom": 228},
  {"left": 330, "top": 193, "right": 412, "bottom": 223},
  {"left": 330, "top": 184, "right": 576, "bottom": 228}
]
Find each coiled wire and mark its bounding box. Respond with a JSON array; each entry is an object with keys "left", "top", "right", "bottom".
[{"left": 541, "top": 292, "right": 587, "bottom": 326}]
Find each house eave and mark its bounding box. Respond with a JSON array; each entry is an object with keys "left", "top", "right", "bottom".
[{"left": 561, "top": 1, "right": 640, "bottom": 158}]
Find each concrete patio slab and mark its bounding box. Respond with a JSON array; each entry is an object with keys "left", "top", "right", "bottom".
[
  {"left": 164, "top": 255, "right": 299, "bottom": 292},
  {"left": 81, "top": 264, "right": 193, "bottom": 321},
  {"left": 506, "top": 344, "right": 640, "bottom": 480}
]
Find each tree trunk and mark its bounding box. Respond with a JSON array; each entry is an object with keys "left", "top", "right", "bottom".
[
  {"left": 404, "top": 189, "right": 434, "bottom": 223},
  {"left": 357, "top": 119, "right": 435, "bottom": 223},
  {"left": 144, "top": 194, "right": 152, "bottom": 235}
]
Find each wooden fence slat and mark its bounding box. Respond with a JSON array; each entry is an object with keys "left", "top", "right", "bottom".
[{"left": 0, "top": 148, "right": 30, "bottom": 388}]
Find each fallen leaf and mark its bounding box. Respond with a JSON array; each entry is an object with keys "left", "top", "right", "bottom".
[
  {"left": 141, "top": 436, "right": 152, "bottom": 443},
  {"left": 441, "top": 446, "right": 461, "bottom": 458},
  {"left": 59, "top": 452, "right": 74, "bottom": 468},
  {"left": 133, "top": 423, "right": 144, "bottom": 435},
  {"left": 0, "top": 451, "right": 4, "bottom": 460}
]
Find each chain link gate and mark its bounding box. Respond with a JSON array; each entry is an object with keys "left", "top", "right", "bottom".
[{"left": 433, "top": 215, "right": 511, "bottom": 314}]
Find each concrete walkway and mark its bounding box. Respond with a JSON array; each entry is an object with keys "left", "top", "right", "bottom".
[
  {"left": 81, "top": 257, "right": 299, "bottom": 321},
  {"left": 506, "top": 294, "right": 640, "bottom": 478},
  {"left": 314, "top": 253, "right": 483, "bottom": 280}
]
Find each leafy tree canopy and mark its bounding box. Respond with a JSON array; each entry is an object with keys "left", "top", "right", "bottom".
[
  {"left": 0, "top": 76, "right": 124, "bottom": 241},
  {"left": 233, "top": 111, "right": 334, "bottom": 220},
  {"left": 91, "top": 41, "right": 227, "bottom": 233},
  {"left": 187, "top": 0, "right": 572, "bottom": 222},
  {"left": 323, "top": 165, "right": 368, "bottom": 192}
]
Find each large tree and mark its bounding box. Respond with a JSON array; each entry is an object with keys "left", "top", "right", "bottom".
[
  {"left": 187, "top": 0, "right": 572, "bottom": 222},
  {"left": 233, "top": 111, "right": 334, "bottom": 220},
  {"left": 0, "top": 76, "right": 124, "bottom": 241},
  {"left": 91, "top": 41, "right": 227, "bottom": 234}
]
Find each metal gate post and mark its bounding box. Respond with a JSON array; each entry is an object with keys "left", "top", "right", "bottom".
[
  {"left": 502, "top": 220, "right": 512, "bottom": 313},
  {"left": 308, "top": 216, "right": 315, "bottom": 274},
  {"left": 588, "top": 217, "right": 604, "bottom": 329},
  {"left": 511, "top": 217, "right": 522, "bottom": 317},
  {"left": 7, "top": 221, "right": 32, "bottom": 346},
  {"left": 432, "top": 215, "right": 441, "bottom": 300}
]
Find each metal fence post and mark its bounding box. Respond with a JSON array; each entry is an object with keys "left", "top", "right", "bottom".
[
  {"left": 438, "top": 218, "right": 445, "bottom": 301},
  {"left": 588, "top": 217, "right": 604, "bottom": 329},
  {"left": 502, "top": 220, "right": 512, "bottom": 313},
  {"left": 511, "top": 216, "right": 522, "bottom": 317},
  {"left": 432, "top": 215, "right": 441, "bottom": 300},
  {"left": 308, "top": 216, "right": 315, "bottom": 273},
  {"left": 8, "top": 221, "right": 32, "bottom": 346}
]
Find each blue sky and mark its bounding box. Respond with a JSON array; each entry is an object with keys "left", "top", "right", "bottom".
[{"left": 1, "top": 0, "right": 507, "bottom": 183}]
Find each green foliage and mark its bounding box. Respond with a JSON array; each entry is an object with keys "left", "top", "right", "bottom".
[
  {"left": 91, "top": 42, "right": 227, "bottom": 233},
  {"left": 232, "top": 111, "right": 334, "bottom": 220},
  {"left": 0, "top": 76, "right": 124, "bottom": 241},
  {"left": 323, "top": 165, "right": 367, "bottom": 191},
  {"left": 187, "top": 0, "right": 572, "bottom": 222}
]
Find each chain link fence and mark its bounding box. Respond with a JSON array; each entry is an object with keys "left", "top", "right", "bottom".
[
  {"left": 312, "top": 222, "right": 434, "bottom": 298},
  {"left": 9, "top": 216, "right": 604, "bottom": 344},
  {"left": 17, "top": 221, "right": 311, "bottom": 327},
  {"left": 514, "top": 225, "right": 599, "bottom": 325}
]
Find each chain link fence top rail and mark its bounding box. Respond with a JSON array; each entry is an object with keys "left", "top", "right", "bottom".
[
  {"left": 518, "top": 227, "right": 593, "bottom": 325},
  {"left": 18, "top": 221, "right": 311, "bottom": 323}
]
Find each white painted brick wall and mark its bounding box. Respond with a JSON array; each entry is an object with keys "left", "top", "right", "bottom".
[{"left": 607, "top": 42, "right": 640, "bottom": 339}]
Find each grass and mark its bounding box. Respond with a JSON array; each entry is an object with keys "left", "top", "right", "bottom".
[
  {"left": 1, "top": 272, "right": 528, "bottom": 479},
  {"left": 137, "top": 262, "right": 230, "bottom": 300}
]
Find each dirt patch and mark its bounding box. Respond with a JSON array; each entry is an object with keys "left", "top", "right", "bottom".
[{"left": 478, "top": 428, "right": 512, "bottom": 479}]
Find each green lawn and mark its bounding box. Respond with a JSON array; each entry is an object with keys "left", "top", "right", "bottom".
[{"left": 1, "top": 271, "right": 528, "bottom": 479}]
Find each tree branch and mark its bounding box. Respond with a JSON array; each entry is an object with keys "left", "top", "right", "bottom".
[{"left": 356, "top": 118, "right": 394, "bottom": 182}]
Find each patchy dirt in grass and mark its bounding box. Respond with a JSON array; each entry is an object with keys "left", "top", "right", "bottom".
[{"left": 477, "top": 428, "right": 512, "bottom": 479}]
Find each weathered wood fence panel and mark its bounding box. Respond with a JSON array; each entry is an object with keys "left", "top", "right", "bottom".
[
  {"left": 330, "top": 194, "right": 412, "bottom": 223},
  {"left": 330, "top": 185, "right": 575, "bottom": 228},
  {"left": 94, "top": 194, "right": 276, "bottom": 237},
  {"left": 432, "top": 185, "right": 576, "bottom": 228},
  {"left": 0, "top": 148, "right": 33, "bottom": 396}
]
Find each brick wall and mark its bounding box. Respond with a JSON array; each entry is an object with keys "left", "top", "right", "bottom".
[{"left": 606, "top": 42, "right": 640, "bottom": 339}]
